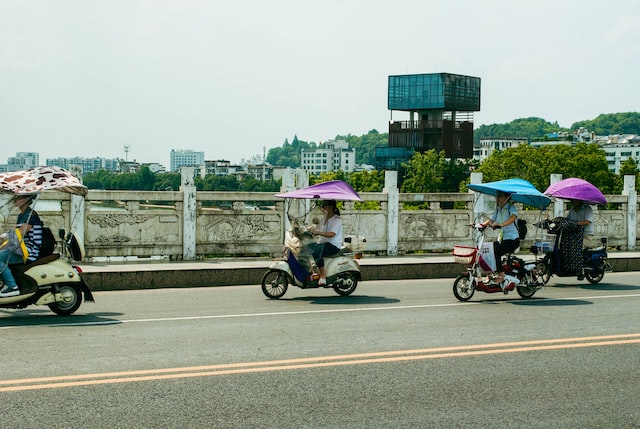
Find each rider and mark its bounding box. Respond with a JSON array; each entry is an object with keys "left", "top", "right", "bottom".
[
  {"left": 309, "top": 200, "right": 343, "bottom": 286},
  {"left": 567, "top": 199, "right": 595, "bottom": 248},
  {"left": 479, "top": 191, "right": 519, "bottom": 292},
  {"left": 0, "top": 195, "right": 44, "bottom": 297}
]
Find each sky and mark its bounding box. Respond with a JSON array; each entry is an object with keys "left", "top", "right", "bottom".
[{"left": 1, "top": 0, "right": 639, "bottom": 169}]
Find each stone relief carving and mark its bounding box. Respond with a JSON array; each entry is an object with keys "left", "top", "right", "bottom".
[
  {"left": 88, "top": 214, "right": 154, "bottom": 228},
  {"left": 202, "top": 214, "right": 275, "bottom": 241}
]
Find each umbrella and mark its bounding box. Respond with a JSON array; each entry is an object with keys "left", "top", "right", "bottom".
[
  {"left": 544, "top": 178, "right": 607, "bottom": 205},
  {"left": 0, "top": 166, "right": 88, "bottom": 196},
  {"left": 276, "top": 180, "right": 362, "bottom": 201},
  {"left": 468, "top": 178, "right": 551, "bottom": 209}
]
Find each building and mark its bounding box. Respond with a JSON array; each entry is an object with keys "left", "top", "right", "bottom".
[
  {"left": 46, "top": 156, "right": 120, "bottom": 173},
  {"left": 0, "top": 152, "right": 40, "bottom": 172},
  {"left": 170, "top": 149, "right": 205, "bottom": 172},
  {"left": 300, "top": 139, "right": 356, "bottom": 174},
  {"left": 386, "top": 73, "right": 480, "bottom": 159},
  {"left": 204, "top": 160, "right": 235, "bottom": 176},
  {"left": 474, "top": 137, "right": 529, "bottom": 162},
  {"left": 601, "top": 135, "right": 640, "bottom": 173}
]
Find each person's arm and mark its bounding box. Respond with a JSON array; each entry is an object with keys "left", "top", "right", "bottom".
[{"left": 499, "top": 214, "right": 517, "bottom": 228}]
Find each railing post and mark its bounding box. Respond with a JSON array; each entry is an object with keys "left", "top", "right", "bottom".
[
  {"left": 384, "top": 170, "right": 398, "bottom": 255},
  {"left": 68, "top": 164, "right": 85, "bottom": 248},
  {"left": 623, "top": 175, "right": 636, "bottom": 250},
  {"left": 550, "top": 173, "right": 563, "bottom": 218},
  {"left": 181, "top": 167, "right": 197, "bottom": 260}
]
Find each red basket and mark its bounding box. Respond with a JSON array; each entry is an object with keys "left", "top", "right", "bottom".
[{"left": 452, "top": 246, "right": 477, "bottom": 265}]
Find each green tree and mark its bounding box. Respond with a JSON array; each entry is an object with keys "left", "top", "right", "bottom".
[
  {"left": 350, "top": 170, "right": 384, "bottom": 192},
  {"left": 400, "top": 150, "right": 447, "bottom": 193},
  {"left": 476, "top": 143, "right": 616, "bottom": 194},
  {"left": 138, "top": 166, "right": 155, "bottom": 191}
]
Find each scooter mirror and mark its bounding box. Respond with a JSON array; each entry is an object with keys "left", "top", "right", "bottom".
[{"left": 58, "top": 228, "right": 66, "bottom": 240}]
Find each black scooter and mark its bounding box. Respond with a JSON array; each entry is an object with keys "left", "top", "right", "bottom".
[{"left": 533, "top": 218, "right": 612, "bottom": 284}]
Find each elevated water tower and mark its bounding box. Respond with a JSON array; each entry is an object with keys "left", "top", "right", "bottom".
[{"left": 386, "top": 72, "right": 481, "bottom": 160}]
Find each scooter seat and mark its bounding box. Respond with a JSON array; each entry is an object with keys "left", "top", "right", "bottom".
[
  {"left": 9, "top": 254, "right": 61, "bottom": 273},
  {"left": 325, "top": 247, "right": 347, "bottom": 258}
]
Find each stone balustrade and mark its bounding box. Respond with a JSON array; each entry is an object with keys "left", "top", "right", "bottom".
[{"left": 2, "top": 170, "right": 636, "bottom": 260}]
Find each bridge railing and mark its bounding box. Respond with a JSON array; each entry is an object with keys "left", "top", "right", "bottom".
[{"left": 2, "top": 171, "right": 636, "bottom": 260}]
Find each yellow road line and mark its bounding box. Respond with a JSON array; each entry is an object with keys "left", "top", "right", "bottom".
[{"left": 2, "top": 333, "right": 639, "bottom": 392}]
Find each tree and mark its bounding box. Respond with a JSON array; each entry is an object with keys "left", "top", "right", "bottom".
[
  {"left": 400, "top": 150, "right": 447, "bottom": 193},
  {"left": 476, "top": 143, "right": 617, "bottom": 193}
]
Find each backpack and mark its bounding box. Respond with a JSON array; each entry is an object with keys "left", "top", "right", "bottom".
[
  {"left": 516, "top": 219, "right": 527, "bottom": 240},
  {"left": 40, "top": 226, "right": 57, "bottom": 257}
]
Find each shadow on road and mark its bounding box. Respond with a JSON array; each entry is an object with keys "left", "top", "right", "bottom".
[
  {"left": 288, "top": 295, "right": 401, "bottom": 305},
  {"left": 548, "top": 282, "right": 639, "bottom": 291},
  {"left": 0, "top": 311, "right": 124, "bottom": 328},
  {"left": 509, "top": 298, "right": 593, "bottom": 307}
]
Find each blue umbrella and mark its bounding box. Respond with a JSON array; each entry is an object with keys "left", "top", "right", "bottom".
[{"left": 468, "top": 178, "right": 551, "bottom": 210}]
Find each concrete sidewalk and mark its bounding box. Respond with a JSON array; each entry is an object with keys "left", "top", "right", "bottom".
[{"left": 79, "top": 252, "right": 640, "bottom": 291}]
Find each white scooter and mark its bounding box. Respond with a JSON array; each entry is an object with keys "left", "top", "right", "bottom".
[
  {"left": 261, "top": 219, "right": 363, "bottom": 299},
  {"left": 0, "top": 230, "right": 94, "bottom": 315}
]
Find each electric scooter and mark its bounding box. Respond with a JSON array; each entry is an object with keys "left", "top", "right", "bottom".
[
  {"left": 452, "top": 224, "right": 546, "bottom": 301},
  {"left": 261, "top": 218, "right": 362, "bottom": 299},
  {"left": 1, "top": 230, "right": 94, "bottom": 315},
  {"left": 533, "top": 218, "right": 612, "bottom": 284}
]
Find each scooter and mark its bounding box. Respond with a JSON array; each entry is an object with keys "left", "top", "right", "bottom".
[
  {"left": 0, "top": 229, "right": 94, "bottom": 315},
  {"left": 452, "top": 224, "right": 545, "bottom": 301},
  {"left": 261, "top": 219, "right": 363, "bottom": 299},
  {"left": 533, "top": 218, "right": 612, "bottom": 284}
]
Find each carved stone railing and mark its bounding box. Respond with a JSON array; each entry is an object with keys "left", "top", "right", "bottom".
[{"left": 1, "top": 171, "right": 636, "bottom": 260}]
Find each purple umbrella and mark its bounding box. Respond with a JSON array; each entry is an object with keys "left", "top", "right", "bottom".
[
  {"left": 276, "top": 180, "right": 362, "bottom": 201},
  {"left": 544, "top": 178, "right": 607, "bottom": 205}
]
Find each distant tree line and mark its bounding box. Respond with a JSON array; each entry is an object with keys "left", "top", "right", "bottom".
[{"left": 84, "top": 113, "right": 639, "bottom": 195}]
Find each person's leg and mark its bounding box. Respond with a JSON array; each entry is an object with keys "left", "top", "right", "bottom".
[
  {"left": 0, "top": 249, "right": 22, "bottom": 297},
  {"left": 318, "top": 244, "right": 340, "bottom": 285},
  {"left": 493, "top": 240, "right": 520, "bottom": 291}
]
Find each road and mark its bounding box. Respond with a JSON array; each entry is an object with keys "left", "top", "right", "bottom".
[{"left": 1, "top": 274, "right": 639, "bottom": 428}]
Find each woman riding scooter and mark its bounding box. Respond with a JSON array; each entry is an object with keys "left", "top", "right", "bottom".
[
  {"left": 0, "top": 195, "right": 43, "bottom": 297},
  {"left": 309, "top": 200, "right": 343, "bottom": 286},
  {"left": 479, "top": 191, "right": 520, "bottom": 292}
]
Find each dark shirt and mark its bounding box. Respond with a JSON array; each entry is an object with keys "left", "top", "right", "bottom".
[{"left": 17, "top": 208, "right": 43, "bottom": 262}]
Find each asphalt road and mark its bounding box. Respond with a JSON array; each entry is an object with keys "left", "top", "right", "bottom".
[{"left": 1, "top": 274, "right": 639, "bottom": 428}]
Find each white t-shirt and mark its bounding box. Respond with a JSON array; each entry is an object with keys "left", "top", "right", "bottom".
[
  {"left": 318, "top": 215, "right": 343, "bottom": 248},
  {"left": 568, "top": 204, "right": 594, "bottom": 236}
]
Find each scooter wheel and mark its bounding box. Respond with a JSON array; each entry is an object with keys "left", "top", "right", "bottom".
[
  {"left": 536, "top": 260, "right": 551, "bottom": 284},
  {"left": 585, "top": 271, "right": 604, "bottom": 284},
  {"left": 48, "top": 284, "right": 82, "bottom": 315},
  {"left": 261, "top": 270, "right": 289, "bottom": 299},
  {"left": 453, "top": 275, "right": 474, "bottom": 301},
  {"left": 333, "top": 272, "right": 358, "bottom": 296}
]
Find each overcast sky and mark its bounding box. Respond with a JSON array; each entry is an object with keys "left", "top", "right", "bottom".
[{"left": 1, "top": 0, "right": 638, "bottom": 168}]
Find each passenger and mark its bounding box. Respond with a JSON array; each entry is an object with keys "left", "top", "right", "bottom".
[
  {"left": 0, "top": 195, "right": 43, "bottom": 297},
  {"left": 309, "top": 200, "right": 343, "bottom": 286},
  {"left": 479, "top": 191, "right": 519, "bottom": 292},
  {"left": 567, "top": 199, "right": 595, "bottom": 248}
]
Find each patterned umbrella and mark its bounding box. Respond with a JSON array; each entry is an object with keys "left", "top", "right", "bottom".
[{"left": 0, "top": 166, "right": 88, "bottom": 196}]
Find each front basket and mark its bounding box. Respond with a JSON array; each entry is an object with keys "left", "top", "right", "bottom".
[{"left": 452, "top": 245, "right": 477, "bottom": 265}]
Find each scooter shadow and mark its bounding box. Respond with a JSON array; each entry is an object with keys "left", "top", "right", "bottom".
[
  {"left": 0, "top": 311, "right": 124, "bottom": 327},
  {"left": 549, "top": 283, "right": 640, "bottom": 291},
  {"left": 508, "top": 297, "right": 593, "bottom": 307},
  {"left": 471, "top": 296, "right": 593, "bottom": 306},
  {"left": 287, "top": 295, "right": 401, "bottom": 305}
]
